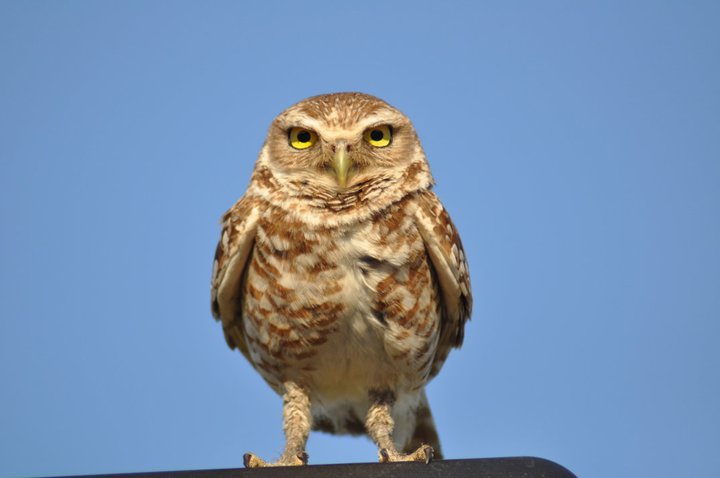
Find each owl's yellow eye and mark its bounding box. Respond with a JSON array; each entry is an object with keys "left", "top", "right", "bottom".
[
  {"left": 364, "top": 125, "right": 392, "bottom": 147},
  {"left": 289, "top": 127, "right": 317, "bottom": 150}
]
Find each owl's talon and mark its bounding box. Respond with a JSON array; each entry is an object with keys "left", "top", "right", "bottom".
[
  {"left": 379, "top": 448, "right": 390, "bottom": 463},
  {"left": 377, "top": 445, "right": 434, "bottom": 464},
  {"left": 420, "top": 445, "right": 434, "bottom": 464},
  {"left": 243, "top": 451, "right": 308, "bottom": 467},
  {"left": 243, "top": 452, "right": 267, "bottom": 468}
]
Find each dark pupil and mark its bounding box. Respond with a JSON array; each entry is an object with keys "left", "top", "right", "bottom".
[
  {"left": 297, "top": 131, "right": 311, "bottom": 143},
  {"left": 370, "top": 129, "right": 384, "bottom": 141}
]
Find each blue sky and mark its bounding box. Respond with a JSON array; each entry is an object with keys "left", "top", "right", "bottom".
[{"left": 1, "top": 1, "right": 718, "bottom": 477}]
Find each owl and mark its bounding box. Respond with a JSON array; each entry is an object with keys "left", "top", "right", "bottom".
[{"left": 211, "top": 93, "right": 471, "bottom": 467}]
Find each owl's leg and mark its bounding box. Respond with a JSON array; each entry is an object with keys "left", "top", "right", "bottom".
[
  {"left": 365, "top": 390, "right": 434, "bottom": 464},
  {"left": 243, "top": 382, "right": 311, "bottom": 468}
]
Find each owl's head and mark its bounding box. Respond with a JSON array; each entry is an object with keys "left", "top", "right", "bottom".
[{"left": 260, "top": 93, "right": 432, "bottom": 193}]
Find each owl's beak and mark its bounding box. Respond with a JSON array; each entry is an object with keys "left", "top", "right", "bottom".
[{"left": 332, "top": 141, "right": 351, "bottom": 188}]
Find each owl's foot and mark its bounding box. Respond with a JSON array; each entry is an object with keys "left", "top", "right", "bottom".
[
  {"left": 366, "top": 390, "right": 434, "bottom": 465},
  {"left": 243, "top": 451, "right": 308, "bottom": 468},
  {"left": 378, "top": 444, "right": 434, "bottom": 464},
  {"left": 244, "top": 382, "right": 312, "bottom": 468}
]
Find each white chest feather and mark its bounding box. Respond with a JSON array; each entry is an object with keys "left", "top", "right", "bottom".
[{"left": 305, "top": 230, "right": 396, "bottom": 400}]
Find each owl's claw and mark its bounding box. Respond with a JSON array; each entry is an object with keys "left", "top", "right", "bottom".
[
  {"left": 379, "top": 448, "right": 389, "bottom": 462},
  {"left": 243, "top": 453, "right": 265, "bottom": 468},
  {"left": 294, "top": 452, "right": 309, "bottom": 465},
  {"left": 378, "top": 444, "right": 433, "bottom": 464},
  {"left": 243, "top": 451, "right": 308, "bottom": 468}
]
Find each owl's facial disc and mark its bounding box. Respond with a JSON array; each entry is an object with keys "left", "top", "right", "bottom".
[{"left": 272, "top": 93, "right": 416, "bottom": 191}]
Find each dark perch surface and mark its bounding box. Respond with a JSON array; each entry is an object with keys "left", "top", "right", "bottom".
[{"left": 50, "top": 457, "right": 577, "bottom": 478}]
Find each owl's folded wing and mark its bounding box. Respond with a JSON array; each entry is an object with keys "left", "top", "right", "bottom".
[
  {"left": 414, "top": 191, "right": 472, "bottom": 377},
  {"left": 211, "top": 195, "right": 261, "bottom": 360}
]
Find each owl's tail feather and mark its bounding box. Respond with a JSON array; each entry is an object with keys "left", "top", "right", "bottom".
[{"left": 404, "top": 389, "right": 443, "bottom": 460}]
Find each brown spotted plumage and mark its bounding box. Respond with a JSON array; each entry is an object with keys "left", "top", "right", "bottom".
[{"left": 210, "top": 93, "right": 472, "bottom": 467}]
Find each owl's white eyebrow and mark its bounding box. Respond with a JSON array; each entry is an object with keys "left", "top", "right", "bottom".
[
  {"left": 285, "top": 124, "right": 317, "bottom": 133},
  {"left": 362, "top": 120, "right": 398, "bottom": 130},
  {"left": 360, "top": 111, "right": 403, "bottom": 127},
  {"left": 283, "top": 119, "right": 323, "bottom": 132}
]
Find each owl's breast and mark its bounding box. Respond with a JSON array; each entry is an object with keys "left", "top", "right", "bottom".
[{"left": 242, "top": 202, "right": 441, "bottom": 398}]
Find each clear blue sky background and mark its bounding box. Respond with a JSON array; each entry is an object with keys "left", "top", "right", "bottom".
[{"left": 1, "top": 1, "right": 718, "bottom": 477}]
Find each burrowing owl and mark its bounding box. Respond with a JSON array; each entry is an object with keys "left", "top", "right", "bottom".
[{"left": 211, "top": 93, "right": 471, "bottom": 467}]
